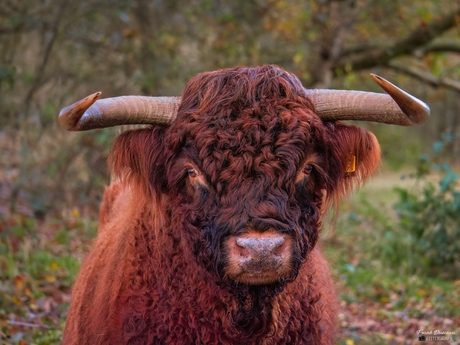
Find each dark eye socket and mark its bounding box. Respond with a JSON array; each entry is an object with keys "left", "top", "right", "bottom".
[
  {"left": 304, "top": 164, "right": 313, "bottom": 175},
  {"left": 187, "top": 168, "right": 198, "bottom": 178}
]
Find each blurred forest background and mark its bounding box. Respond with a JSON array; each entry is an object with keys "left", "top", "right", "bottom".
[{"left": 1, "top": 0, "right": 460, "bottom": 344}]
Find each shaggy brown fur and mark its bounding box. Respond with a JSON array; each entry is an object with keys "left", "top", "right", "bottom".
[{"left": 63, "top": 65, "right": 380, "bottom": 344}]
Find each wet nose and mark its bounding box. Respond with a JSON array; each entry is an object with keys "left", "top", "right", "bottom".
[
  {"left": 226, "top": 232, "right": 292, "bottom": 284},
  {"left": 235, "top": 236, "right": 285, "bottom": 256}
]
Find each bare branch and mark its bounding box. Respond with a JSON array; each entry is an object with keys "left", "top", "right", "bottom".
[
  {"left": 23, "top": 1, "right": 69, "bottom": 110},
  {"left": 387, "top": 61, "right": 460, "bottom": 93},
  {"left": 333, "top": 6, "right": 460, "bottom": 74},
  {"left": 312, "top": 0, "right": 358, "bottom": 88},
  {"left": 341, "top": 42, "right": 386, "bottom": 57},
  {"left": 418, "top": 40, "right": 460, "bottom": 55}
]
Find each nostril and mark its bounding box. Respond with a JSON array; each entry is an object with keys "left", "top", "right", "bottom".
[
  {"left": 236, "top": 236, "right": 285, "bottom": 254},
  {"left": 226, "top": 233, "right": 292, "bottom": 284}
]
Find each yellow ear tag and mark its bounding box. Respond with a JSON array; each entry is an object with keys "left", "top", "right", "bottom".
[{"left": 345, "top": 155, "right": 356, "bottom": 173}]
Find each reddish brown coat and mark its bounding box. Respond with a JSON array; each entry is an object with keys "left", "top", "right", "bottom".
[{"left": 63, "top": 65, "right": 380, "bottom": 344}]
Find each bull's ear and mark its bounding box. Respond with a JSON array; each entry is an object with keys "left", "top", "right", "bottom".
[
  {"left": 109, "top": 127, "right": 167, "bottom": 195},
  {"left": 323, "top": 122, "right": 381, "bottom": 204}
]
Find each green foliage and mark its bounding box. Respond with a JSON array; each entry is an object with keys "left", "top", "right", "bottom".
[
  {"left": 337, "top": 134, "right": 460, "bottom": 279},
  {"left": 324, "top": 160, "right": 460, "bottom": 344},
  {"left": 393, "top": 134, "right": 460, "bottom": 278},
  {"left": 0, "top": 214, "right": 97, "bottom": 344}
]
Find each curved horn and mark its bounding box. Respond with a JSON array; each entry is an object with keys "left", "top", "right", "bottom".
[
  {"left": 305, "top": 74, "right": 430, "bottom": 126},
  {"left": 58, "top": 93, "right": 180, "bottom": 131}
]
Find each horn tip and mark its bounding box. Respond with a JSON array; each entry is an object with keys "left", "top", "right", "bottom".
[
  {"left": 370, "top": 73, "right": 430, "bottom": 125},
  {"left": 370, "top": 73, "right": 384, "bottom": 83},
  {"left": 58, "top": 92, "right": 102, "bottom": 131},
  {"left": 86, "top": 91, "right": 102, "bottom": 103}
]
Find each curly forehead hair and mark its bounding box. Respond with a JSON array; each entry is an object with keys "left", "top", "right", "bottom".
[
  {"left": 168, "top": 65, "right": 322, "bottom": 184},
  {"left": 179, "top": 64, "right": 314, "bottom": 117}
]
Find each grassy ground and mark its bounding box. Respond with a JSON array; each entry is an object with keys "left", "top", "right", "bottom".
[
  {"left": 0, "top": 171, "right": 459, "bottom": 344},
  {"left": 326, "top": 170, "right": 460, "bottom": 345}
]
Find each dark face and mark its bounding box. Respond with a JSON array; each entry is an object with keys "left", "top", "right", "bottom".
[{"left": 163, "top": 99, "right": 332, "bottom": 287}]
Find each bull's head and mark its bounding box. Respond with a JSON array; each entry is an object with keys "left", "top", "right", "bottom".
[{"left": 59, "top": 66, "right": 429, "bottom": 288}]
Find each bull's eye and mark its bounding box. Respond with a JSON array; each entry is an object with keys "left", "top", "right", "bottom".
[
  {"left": 187, "top": 168, "right": 198, "bottom": 178},
  {"left": 295, "top": 163, "right": 315, "bottom": 185},
  {"left": 304, "top": 164, "right": 313, "bottom": 175}
]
